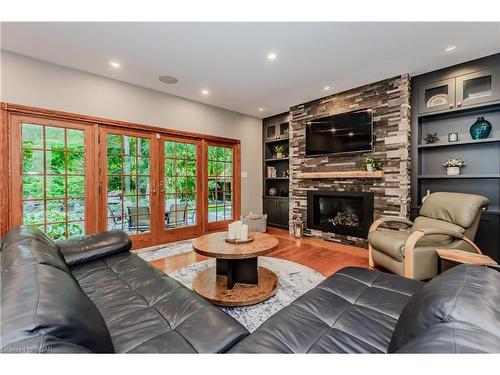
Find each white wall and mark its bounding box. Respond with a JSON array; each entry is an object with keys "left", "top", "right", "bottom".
[{"left": 0, "top": 50, "right": 263, "bottom": 214}]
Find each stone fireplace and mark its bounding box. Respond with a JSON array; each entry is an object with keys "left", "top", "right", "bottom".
[
  {"left": 289, "top": 74, "right": 411, "bottom": 247},
  {"left": 307, "top": 191, "right": 374, "bottom": 239}
]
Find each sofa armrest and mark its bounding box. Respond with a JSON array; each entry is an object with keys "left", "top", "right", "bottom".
[
  {"left": 56, "top": 230, "right": 132, "bottom": 266},
  {"left": 413, "top": 227, "right": 464, "bottom": 239}
]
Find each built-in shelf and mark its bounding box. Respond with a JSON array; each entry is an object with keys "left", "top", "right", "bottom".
[
  {"left": 265, "top": 177, "right": 289, "bottom": 180},
  {"left": 264, "top": 137, "right": 289, "bottom": 144},
  {"left": 418, "top": 137, "right": 500, "bottom": 149},
  {"left": 265, "top": 157, "right": 290, "bottom": 162},
  {"left": 418, "top": 174, "right": 500, "bottom": 179},
  {"left": 297, "top": 170, "right": 384, "bottom": 179},
  {"left": 262, "top": 195, "right": 289, "bottom": 199}
]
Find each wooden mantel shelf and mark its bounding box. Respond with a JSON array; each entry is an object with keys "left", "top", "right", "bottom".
[{"left": 297, "top": 171, "right": 384, "bottom": 179}]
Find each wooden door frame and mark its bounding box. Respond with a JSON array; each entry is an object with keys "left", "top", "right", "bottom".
[
  {"left": 157, "top": 134, "right": 203, "bottom": 243},
  {"left": 0, "top": 102, "right": 242, "bottom": 244},
  {"left": 8, "top": 114, "right": 99, "bottom": 236}
]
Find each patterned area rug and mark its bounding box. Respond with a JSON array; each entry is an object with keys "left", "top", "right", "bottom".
[{"left": 136, "top": 243, "right": 325, "bottom": 332}]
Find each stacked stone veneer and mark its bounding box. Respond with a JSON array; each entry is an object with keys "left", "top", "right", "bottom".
[{"left": 289, "top": 74, "right": 411, "bottom": 247}]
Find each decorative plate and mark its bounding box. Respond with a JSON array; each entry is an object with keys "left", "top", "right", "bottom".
[
  {"left": 225, "top": 235, "right": 254, "bottom": 244},
  {"left": 426, "top": 93, "right": 448, "bottom": 107}
]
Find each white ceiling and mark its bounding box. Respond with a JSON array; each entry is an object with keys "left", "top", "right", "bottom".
[{"left": 2, "top": 22, "right": 500, "bottom": 117}]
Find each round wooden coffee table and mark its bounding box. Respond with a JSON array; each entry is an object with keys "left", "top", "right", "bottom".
[{"left": 192, "top": 231, "right": 279, "bottom": 307}]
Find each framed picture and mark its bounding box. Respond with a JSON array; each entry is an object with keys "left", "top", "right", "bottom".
[{"left": 448, "top": 132, "right": 459, "bottom": 142}]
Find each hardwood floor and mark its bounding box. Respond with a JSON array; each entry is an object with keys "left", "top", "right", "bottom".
[{"left": 146, "top": 227, "right": 371, "bottom": 277}]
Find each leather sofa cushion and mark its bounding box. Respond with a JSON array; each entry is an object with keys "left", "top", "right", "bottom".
[
  {"left": 389, "top": 264, "right": 500, "bottom": 353},
  {"left": 70, "top": 251, "right": 249, "bottom": 353},
  {"left": 1, "top": 226, "right": 70, "bottom": 273},
  {"left": 56, "top": 230, "right": 132, "bottom": 266},
  {"left": 229, "top": 267, "right": 423, "bottom": 353},
  {"left": 419, "top": 192, "right": 489, "bottom": 228},
  {"left": 1, "top": 264, "right": 114, "bottom": 353}
]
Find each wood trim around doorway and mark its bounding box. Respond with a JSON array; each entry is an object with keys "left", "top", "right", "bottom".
[{"left": 0, "top": 102, "right": 241, "bottom": 244}]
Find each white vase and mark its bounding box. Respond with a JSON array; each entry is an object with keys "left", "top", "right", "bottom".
[
  {"left": 446, "top": 166, "right": 460, "bottom": 176},
  {"left": 276, "top": 152, "right": 283, "bottom": 159},
  {"left": 366, "top": 164, "right": 374, "bottom": 172}
]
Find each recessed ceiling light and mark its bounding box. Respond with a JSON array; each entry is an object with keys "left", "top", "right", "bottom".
[
  {"left": 159, "top": 75, "right": 178, "bottom": 84},
  {"left": 201, "top": 89, "right": 209, "bottom": 95},
  {"left": 323, "top": 86, "right": 331, "bottom": 90},
  {"left": 110, "top": 61, "right": 120, "bottom": 68},
  {"left": 445, "top": 45, "right": 457, "bottom": 52},
  {"left": 267, "top": 52, "right": 277, "bottom": 61},
  {"left": 258, "top": 108, "right": 264, "bottom": 112}
]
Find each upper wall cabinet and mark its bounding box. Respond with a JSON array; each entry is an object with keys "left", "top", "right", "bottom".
[
  {"left": 264, "top": 121, "right": 289, "bottom": 142},
  {"left": 456, "top": 67, "right": 500, "bottom": 109},
  {"left": 418, "top": 67, "right": 500, "bottom": 115},
  {"left": 418, "top": 78, "right": 456, "bottom": 114}
]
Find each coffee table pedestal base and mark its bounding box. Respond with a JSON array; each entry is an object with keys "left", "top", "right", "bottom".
[{"left": 192, "top": 266, "right": 278, "bottom": 307}]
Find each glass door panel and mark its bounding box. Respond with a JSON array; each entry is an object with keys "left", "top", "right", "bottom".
[
  {"left": 163, "top": 140, "right": 197, "bottom": 229},
  {"left": 158, "top": 136, "right": 201, "bottom": 242},
  {"left": 17, "top": 120, "right": 90, "bottom": 239},
  {"left": 106, "top": 133, "right": 151, "bottom": 235},
  {"left": 456, "top": 67, "right": 500, "bottom": 108},
  {"left": 418, "top": 78, "right": 456, "bottom": 114},
  {"left": 207, "top": 145, "right": 234, "bottom": 224}
]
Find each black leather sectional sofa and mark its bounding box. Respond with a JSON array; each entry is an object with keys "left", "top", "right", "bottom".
[{"left": 1, "top": 226, "right": 500, "bottom": 353}]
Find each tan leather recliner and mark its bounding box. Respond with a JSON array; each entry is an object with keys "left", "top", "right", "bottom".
[{"left": 368, "top": 192, "right": 489, "bottom": 280}]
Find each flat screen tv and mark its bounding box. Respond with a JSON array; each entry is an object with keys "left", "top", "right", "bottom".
[{"left": 305, "top": 109, "right": 373, "bottom": 156}]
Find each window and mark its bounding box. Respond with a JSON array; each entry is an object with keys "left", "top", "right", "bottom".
[
  {"left": 207, "top": 145, "right": 233, "bottom": 223},
  {"left": 106, "top": 133, "right": 151, "bottom": 234},
  {"left": 21, "top": 123, "right": 85, "bottom": 239}
]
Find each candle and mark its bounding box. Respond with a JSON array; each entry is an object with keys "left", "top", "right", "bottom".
[
  {"left": 234, "top": 220, "right": 242, "bottom": 239},
  {"left": 227, "top": 222, "right": 236, "bottom": 240},
  {"left": 240, "top": 224, "right": 249, "bottom": 241}
]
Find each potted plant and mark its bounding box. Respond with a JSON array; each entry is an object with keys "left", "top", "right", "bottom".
[
  {"left": 443, "top": 158, "right": 466, "bottom": 175},
  {"left": 362, "top": 157, "right": 381, "bottom": 172},
  {"left": 274, "top": 144, "right": 285, "bottom": 159}
]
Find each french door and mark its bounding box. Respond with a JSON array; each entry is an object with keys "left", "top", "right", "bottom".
[
  {"left": 8, "top": 113, "right": 240, "bottom": 248},
  {"left": 157, "top": 136, "right": 202, "bottom": 242},
  {"left": 9, "top": 115, "right": 97, "bottom": 238},
  {"left": 99, "top": 127, "right": 157, "bottom": 248}
]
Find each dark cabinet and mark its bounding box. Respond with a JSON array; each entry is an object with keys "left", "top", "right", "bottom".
[
  {"left": 418, "top": 66, "right": 500, "bottom": 115},
  {"left": 475, "top": 212, "right": 500, "bottom": 263},
  {"left": 418, "top": 78, "right": 456, "bottom": 114},
  {"left": 264, "top": 197, "right": 289, "bottom": 229},
  {"left": 264, "top": 122, "right": 289, "bottom": 142},
  {"left": 456, "top": 67, "right": 500, "bottom": 109}
]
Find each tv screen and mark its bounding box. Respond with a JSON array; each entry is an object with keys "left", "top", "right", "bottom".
[{"left": 305, "top": 109, "right": 373, "bottom": 156}]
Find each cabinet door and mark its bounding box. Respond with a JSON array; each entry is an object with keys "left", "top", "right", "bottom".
[
  {"left": 279, "top": 199, "right": 289, "bottom": 227},
  {"left": 475, "top": 213, "right": 500, "bottom": 263},
  {"left": 265, "top": 198, "right": 281, "bottom": 224},
  {"left": 456, "top": 67, "right": 500, "bottom": 109},
  {"left": 418, "top": 78, "right": 456, "bottom": 114},
  {"left": 264, "top": 124, "right": 278, "bottom": 141}
]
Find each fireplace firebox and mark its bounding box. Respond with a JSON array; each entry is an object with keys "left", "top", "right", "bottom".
[{"left": 307, "top": 191, "right": 374, "bottom": 238}]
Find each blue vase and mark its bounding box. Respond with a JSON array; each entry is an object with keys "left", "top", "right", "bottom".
[{"left": 470, "top": 116, "right": 492, "bottom": 139}]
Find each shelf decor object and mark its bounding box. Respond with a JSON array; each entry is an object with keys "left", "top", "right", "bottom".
[
  {"left": 448, "top": 132, "right": 459, "bottom": 142},
  {"left": 470, "top": 116, "right": 492, "bottom": 139},
  {"left": 274, "top": 144, "right": 285, "bottom": 159},
  {"left": 443, "top": 158, "right": 466, "bottom": 176},
  {"left": 268, "top": 187, "right": 278, "bottom": 196},
  {"left": 424, "top": 133, "right": 439, "bottom": 144},
  {"left": 426, "top": 93, "right": 448, "bottom": 107},
  {"left": 362, "top": 157, "right": 381, "bottom": 172}
]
